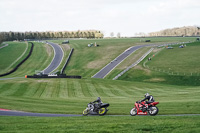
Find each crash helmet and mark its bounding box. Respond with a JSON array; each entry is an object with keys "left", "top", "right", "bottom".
[
  {"left": 144, "top": 93, "right": 150, "bottom": 97},
  {"left": 97, "top": 97, "right": 101, "bottom": 101}
]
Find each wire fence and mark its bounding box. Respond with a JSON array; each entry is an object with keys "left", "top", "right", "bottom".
[
  {"left": 145, "top": 65, "right": 200, "bottom": 76},
  {"left": 143, "top": 41, "right": 199, "bottom": 76},
  {"left": 112, "top": 41, "right": 198, "bottom": 80}
]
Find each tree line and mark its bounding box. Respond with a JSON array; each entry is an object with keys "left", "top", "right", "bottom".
[
  {"left": 0, "top": 30, "right": 104, "bottom": 42},
  {"left": 149, "top": 26, "right": 200, "bottom": 37}
]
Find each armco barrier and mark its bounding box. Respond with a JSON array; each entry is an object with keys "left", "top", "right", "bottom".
[
  {"left": 113, "top": 48, "right": 154, "bottom": 80},
  {"left": 61, "top": 48, "right": 74, "bottom": 74},
  {"left": 26, "top": 74, "right": 81, "bottom": 79},
  {"left": 0, "top": 42, "right": 34, "bottom": 77}
]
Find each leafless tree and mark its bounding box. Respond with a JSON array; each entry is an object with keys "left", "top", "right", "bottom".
[
  {"left": 117, "top": 32, "right": 121, "bottom": 38},
  {"left": 110, "top": 32, "right": 114, "bottom": 37}
]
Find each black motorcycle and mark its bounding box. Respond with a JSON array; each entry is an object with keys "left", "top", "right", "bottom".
[{"left": 82, "top": 102, "right": 109, "bottom": 116}]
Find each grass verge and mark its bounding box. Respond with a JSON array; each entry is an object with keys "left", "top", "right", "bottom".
[{"left": 0, "top": 115, "right": 200, "bottom": 132}]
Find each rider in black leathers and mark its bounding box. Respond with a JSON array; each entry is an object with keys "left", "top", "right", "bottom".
[
  {"left": 92, "top": 97, "right": 102, "bottom": 111},
  {"left": 140, "top": 93, "right": 155, "bottom": 111}
]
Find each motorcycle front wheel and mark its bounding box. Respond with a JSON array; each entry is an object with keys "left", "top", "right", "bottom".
[
  {"left": 130, "top": 108, "right": 137, "bottom": 116},
  {"left": 148, "top": 106, "right": 159, "bottom": 116},
  {"left": 83, "top": 109, "right": 89, "bottom": 116},
  {"left": 98, "top": 108, "right": 107, "bottom": 116}
]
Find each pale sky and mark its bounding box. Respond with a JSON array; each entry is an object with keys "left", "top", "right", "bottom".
[{"left": 0, "top": 0, "right": 200, "bottom": 37}]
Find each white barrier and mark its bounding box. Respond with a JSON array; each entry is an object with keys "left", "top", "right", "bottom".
[{"left": 113, "top": 48, "right": 154, "bottom": 80}]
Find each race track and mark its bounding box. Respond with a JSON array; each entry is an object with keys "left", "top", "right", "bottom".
[
  {"left": 43, "top": 42, "right": 63, "bottom": 74},
  {"left": 0, "top": 109, "right": 200, "bottom": 117},
  {"left": 0, "top": 110, "right": 81, "bottom": 117},
  {"left": 92, "top": 44, "right": 152, "bottom": 78}
]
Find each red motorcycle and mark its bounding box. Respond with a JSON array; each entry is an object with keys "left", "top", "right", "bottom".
[{"left": 130, "top": 101, "right": 159, "bottom": 116}]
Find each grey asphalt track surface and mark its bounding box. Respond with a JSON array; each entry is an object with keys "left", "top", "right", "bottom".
[
  {"left": 92, "top": 44, "right": 152, "bottom": 78},
  {"left": 0, "top": 110, "right": 81, "bottom": 117},
  {"left": 0, "top": 77, "right": 24, "bottom": 80},
  {"left": 43, "top": 42, "right": 63, "bottom": 74},
  {"left": 0, "top": 110, "right": 200, "bottom": 117}
]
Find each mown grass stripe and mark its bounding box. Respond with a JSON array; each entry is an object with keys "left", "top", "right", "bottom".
[
  {"left": 32, "top": 82, "right": 48, "bottom": 98},
  {"left": 52, "top": 79, "right": 61, "bottom": 98},
  {"left": 119, "top": 85, "right": 139, "bottom": 96},
  {"left": 104, "top": 84, "right": 125, "bottom": 97},
  {"left": 72, "top": 80, "right": 84, "bottom": 97},
  {"left": 80, "top": 80, "right": 92, "bottom": 97},
  {"left": 40, "top": 80, "right": 54, "bottom": 98},
  {"left": 91, "top": 80, "right": 110, "bottom": 97},
  {"left": 1, "top": 83, "right": 21, "bottom": 96},
  {"left": 67, "top": 79, "right": 75, "bottom": 97},
  {"left": 0, "top": 83, "right": 14, "bottom": 95},
  {"left": 11, "top": 82, "right": 29, "bottom": 97},
  {"left": 85, "top": 81, "right": 100, "bottom": 97},
  {"left": 95, "top": 83, "right": 115, "bottom": 97},
  {"left": 23, "top": 81, "right": 41, "bottom": 97},
  {"left": 109, "top": 84, "right": 131, "bottom": 97},
  {"left": 59, "top": 79, "right": 68, "bottom": 98}
]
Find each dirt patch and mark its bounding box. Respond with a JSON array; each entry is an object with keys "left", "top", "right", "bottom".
[
  {"left": 134, "top": 65, "right": 151, "bottom": 75},
  {"left": 45, "top": 44, "right": 53, "bottom": 57},
  {"left": 152, "top": 48, "right": 163, "bottom": 53},
  {"left": 18, "top": 80, "right": 28, "bottom": 83},
  {"left": 37, "top": 80, "right": 49, "bottom": 83},
  {"left": 61, "top": 44, "right": 70, "bottom": 51},
  {"left": 87, "top": 60, "right": 106, "bottom": 69},
  {"left": 144, "top": 78, "right": 166, "bottom": 82}
]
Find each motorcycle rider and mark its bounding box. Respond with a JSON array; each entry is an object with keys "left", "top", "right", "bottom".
[
  {"left": 140, "top": 93, "right": 155, "bottom": 111},
  {"left": 91, "top": 97, "right": 103, "bottom": 112}
]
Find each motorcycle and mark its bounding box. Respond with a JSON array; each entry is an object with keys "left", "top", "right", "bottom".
[
  {"left": 83, "top": 102, "right": 110, "bottom": 116},
  {"left": 130, "top": 101, "right": 159, "bottom": 116}
]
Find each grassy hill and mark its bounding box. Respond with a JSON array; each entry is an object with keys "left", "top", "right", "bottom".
[
  {"left": 0, "top": 37, "right": 200, "bottom": 132},
  {"left": 0, "top": 42, "right": 29, "bottom": 75},
  {"left": 0, "top": 78, "right": 199, "bottom": 115},
  {"left": 52, "top": 37, "right": 197, "bottom": 78},
  {"left": 119, "top": 41, "right": 200, "bottom": 86},
  {"left": 0, "top": 42, "right": 55, "bottom": 77}
]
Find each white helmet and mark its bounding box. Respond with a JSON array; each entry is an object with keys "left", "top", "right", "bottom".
[{"left": 145, "top": 93, "right": 150, "bottom": 97}]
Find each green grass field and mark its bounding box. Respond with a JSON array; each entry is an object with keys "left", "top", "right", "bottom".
[
  {"left": 0, "top": 78, "right": 199, "bottom": 115},
  {"left": 0, "top": 37, "right": 200, "bottom": 132},
  {"left": 0, "top": 115, "right": 200, "bottom": 132},
  {"left": 119, "top": 41, "right": 200, "bottom": 86},
  {"left": 52, "top": 37, "right": 197, "bottom": 77},
  {"left": 0, "top": 42, "right": 29, "bottom": 74},
  {"left": 146, "top": 42, "right": 200, "bottom": 75},
  {"left": 0, "top": 42, "right": 54, "bottom": 77}
]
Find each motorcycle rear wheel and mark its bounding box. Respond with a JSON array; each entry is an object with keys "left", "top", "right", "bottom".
[
  {"left": 98, "top": 108, "right": 107, "bottom": 116},
  {"left": 130, "top": 108, "right": 137, "bottom": 116},
  {"left": 83, "top": 109, "right": 89, "bottom": 116},
  {"left": 148, "top": 106, "right": 159, "bottom": 116}
]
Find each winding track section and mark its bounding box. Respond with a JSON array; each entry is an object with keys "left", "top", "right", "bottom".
[
  {"left": 43, "top": 42, "right": 64, "bottom": 74},
  {"left": 92, "top": 44, "right": 152, "bottom": 78}
]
